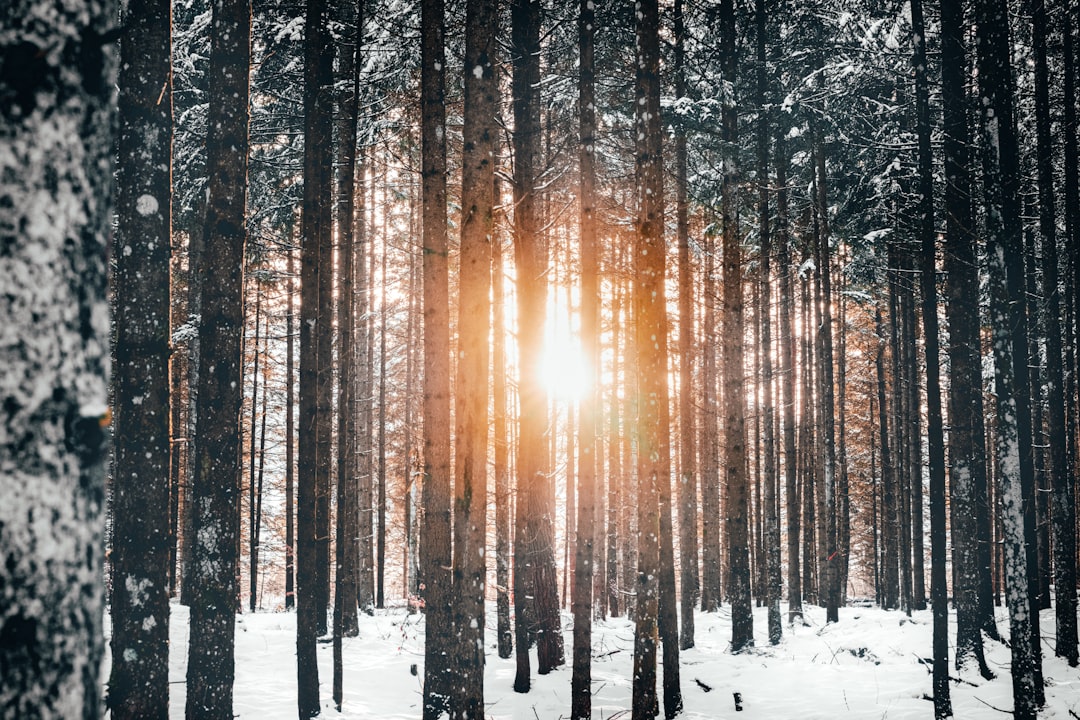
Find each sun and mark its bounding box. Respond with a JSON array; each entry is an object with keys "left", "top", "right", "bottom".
[{"left": 540, "top": 310, "right": 590, "bottom": 403}]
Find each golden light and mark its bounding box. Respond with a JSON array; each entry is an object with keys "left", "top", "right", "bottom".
[{"left": 541, "top": 297, "right": 590, "bottom": 403}]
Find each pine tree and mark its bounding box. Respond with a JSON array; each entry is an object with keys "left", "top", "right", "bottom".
[
  {"left": 420, "top": 0, "right": 454, "bottom": 711},
  {"left": 109, "top": 0, "right": 172, "bottom": 712},
  {"left": 184, "top": 0, "right": 250, "bottom": 712},
  {"left": 452, "top": 0, "right": 498, "bottom": 713},
  {"left": 0, "top": 0, "right": 113, "bottom": 713}
]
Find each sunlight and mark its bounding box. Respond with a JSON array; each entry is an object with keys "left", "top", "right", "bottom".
[{"left": 541, "top": 302, "right": 589, "bottom": 403}]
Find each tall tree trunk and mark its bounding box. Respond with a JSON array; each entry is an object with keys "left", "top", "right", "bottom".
[
  {"left": 111, "top": 0, "right": 172, "bottom": 711},
  {"left": 286, "top": 244, "right": 296, "bottom": 611},
  {"left": 512, "top": 0, "right": 563, "bottom": 690},
  {"left": 608, "top": 285, "right": 624, "bottom": 618},
  {"left": 977, "top": 0, "right": 1043, "bottom": 711},
  {"left": 377, "top": 231, "right": 388, "bottom": 608},
  {"left": 700, "top": 227, "right": 722, "bottom": 614},
  {"left": 776, "top": 129, "right": 801, "bottom": 623},
  {"left": 887, "top": 246, "right": 913, "bottom": 613},
  {"left": 940, "top": 0, "right": 991, "bottom": 674},
  {"left": 800, "top": 267, "right": 817, "bottom": 605},
  {"left": 334, "top": 0, "right": 361, "bottom": 642},
  {"left": 247, "top": 285, "right": 262, "bottom": 612},
  {"left": 571, "top": 0, "right": 599, "bottom": 710},
  {"left": 420, "top": 0, "right": 453, "bottom": 711},
  {"left": 298, "top": 0, "right": 331, "bottom": 706},
  {"left": 452, "top": 0, "right": 497, "bottom": 713},
  {"left": 720, "top": 0, "right": 752, "bottom": 652},
  {"left": 755, "top": 0, "right": 780, "bottom": 643},
  {"left": 184, "top": 0, "right": 249, "bottom": 711},
  {"left": 875, "top": 306, "right": 899, "bottom": 610},
  {"left": 632, "top": 0, "right": 669, "bottom": 714},
  {"left": 911, "top": 0, "right": 950, "bottom": 709},
  {"left": 357, "top": 148, "right": 375, "bottom": 615},
  {"left": 494, "top": 234, "right": 514, "bottom": 660},
  {"left": 1, "top": 0, "right": 113, "bottom": 710},
  {"left": 811, "top": 114, "right": 839, "bottom": 624},
  {"left": 1033, "top": 0, "right": 1079, "bottom": 665},
  {"left": 673, "top": 0, "right": 699, "bottom": 652}
]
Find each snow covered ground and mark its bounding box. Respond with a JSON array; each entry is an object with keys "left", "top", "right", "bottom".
[{"left": 111, "top": 600, "right": 1080, "bottom": 718}]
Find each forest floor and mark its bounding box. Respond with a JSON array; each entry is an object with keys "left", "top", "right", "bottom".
[{"left": 109, "top": 597, "right": 1080, "bottom": 718}]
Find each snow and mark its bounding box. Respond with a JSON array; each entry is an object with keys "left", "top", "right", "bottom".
[{"left": 111, "top": 600, "right": 1080, "bottom": 718}]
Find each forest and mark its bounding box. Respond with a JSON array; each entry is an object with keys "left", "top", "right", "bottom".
[{"left": 2, "top": 0, "right": 1080, "bottom": 716}]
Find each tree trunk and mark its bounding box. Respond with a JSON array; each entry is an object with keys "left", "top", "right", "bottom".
[
  {"left": 571, "top": 0, "right": 599, "bottom": 710},
  {"left": 285, "top": 243, "right": 296, "bottom": 611},
  {"left": 298, "top": 0, "right": 330, "bottom": 707},
  {"left": 940, "top": 0, "right": 991, "bottom": 674},
  {"left": 494, "top": 233, "right": 514, "bottom": 660},
  {"left": 183, "top": 0, "right": 249, "bottom": 708},
  {"left": 452, "top": 0, "right": 497, "bottom": 713},
  {"left": 247, "top": 285, "right": 262, "bottom": 613},
  {"left": 776, "top": 129, "right": 801, "bottom": 623},
  {"left": 110, "top": 0, "right": 172, "bottom": 711},
  {"left": 184, "top": 0, "right": 249, "bottom": 712},
  {"left": 700, "top": 226, "right": 722, "bottom": 614},
  {"left": 674, "top": 0, "right": 699, "bottom": 652},
  {"left": 1032, "top": 0, "right": 1079, "bottom": 665},
  {"left": 632, "top": 0, "right": 668, "bottom": 715},
  {"left": 0, "top": 1, "right": 113, "bottom": 713},
  {"left": 977, "top": 0, "right": 1043, "bottom": 711},
  {"left": 420, "top": 0, "right": 453, "bottom": 711},
  {"left": 512, "top": 0, "right": 563, "bottom": 690},
  {"left": 334, "top": 0, "right": 361, "bottom": 641},
  {"left": 911, "top": 0, "right": 950, "bottom": 709},
  {"left": 377, "top": 231, "right": 388, "bottom": 609},
  {"left": 608, "top": 284, "right": 624, "bottom": 618},
  {"left": 357, "top": 148, "right": 375, "bottom": 615},
  {"left": 755, "top": 0, "right": 780, "bottom": 642}
]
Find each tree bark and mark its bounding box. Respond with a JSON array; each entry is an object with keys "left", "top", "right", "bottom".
[
  {"left": 420, "top": 0, "right": 453, "bottom": 710},
  {"left": 298, "top": 0, "right": 330, "bottom": 707},
  {"left": 452, "top": 0, "right": 497, "bottom": 713},
  {"left": 776, "top": 129, "right": 802, "bottom": 624},
  {"left": 184, "top": 0, "right": 249, "bottom": 712},
  {"left": 1032, "top": 0, "right": 1079, "bottom": 666},
  {"left": 571, "top": 0, "right": 598, "bottom": 711},
  {"left": 977, "top": 0, "right": 1043, "bottom": 711},
  {"left": 910, "top": 0, "right": 950, "bottom": 710},
  {"left": 632, "top": 0, "right": 668, "bottom": 715},
  {"left": 0, "top": 0, "right": 113, "bottom": 714},
  {"left": 110, "top": 0, "right": 172, "bottom": 711},
  {"left": 673, "top": 0, "right": 699, "bottom": 653}
]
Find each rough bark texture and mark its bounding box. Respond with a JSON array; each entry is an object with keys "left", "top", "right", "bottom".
[
  {"left": 674, "top": 0, "right": 699, "bottom": 653},
  {"left": 298, "top": 0, "right": 331, "bottom": 707},
  {"left": 700, "top": 226, "right": 722, "bottom": 614},
  {"left": 182, "top": 0, "right": 249, "bottom": 713},
  {"left": 494, "top": 237, "right": 513, "bottom": 661},
  {"left": 632, "top": 0, "right": 665, "bottom": 715},
  {"left": 977, "top": 0, "right": 1042, "bottom": 712},
  {"left": 452, "top": 0, "right": 497, "bottom": 713},
  {"left": 511, "top": 0, "right": 563, "bottom": 690},
  {"left": 721, "top": 0, "right": 753, "bottom": 653},
  {"left": 0, "top": 0, "right": 113, "bottom": 714},
  {"left": 285, "top": 246, "right": 296, "bottom": 611},
  {"left": 910, "top": 0, "right": 951, "bottom": 711},
  {"left": 571, "top": 0, "right": 598, "bottom": 712},
  {"left": 755, "top": 0, "right": 780, "bottom": 643},
  {"left": 776, "top": 130, "right": 802, "bottom": 624},
  {"left": 420, "top": 0, "right": 453, "bottom": 711},
  {"left": 1032, "top": 0, "right": 1079, "bottom": 667},
  {"left": 109, "top": 0, "right": 172, "bottom": 712},
  {"left": 940, "top": 0, "right": 990, "bottom": 676},
  {"left": 334, "top": 0, "right": 362, "bottom": 642}
]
